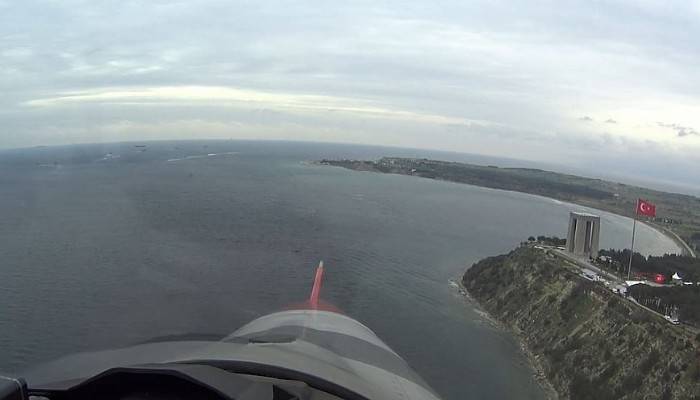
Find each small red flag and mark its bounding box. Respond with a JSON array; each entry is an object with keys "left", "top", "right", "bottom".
[{"left": 637, "top": 199, "right": 656, "bottom": 217}]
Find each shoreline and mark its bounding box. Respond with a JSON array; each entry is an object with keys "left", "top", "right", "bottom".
[
  {"left": 648, "top": 221, "right": 697, "bottom": 257},
  {"left": 317, "top": 160, "right": 693, "bottom": 257},
  {"left": 454, "top": 278, "right": 560, "bottom": 400},
  {"left": 460, "top": 246, "right": 700, "bottom": 399}
]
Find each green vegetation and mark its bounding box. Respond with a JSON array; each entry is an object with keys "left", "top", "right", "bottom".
[
  {"left": 463, "top": 247, "right": 700, "bottom": 399},
  {"left": 628, "top": 285, "right": 700, "bottom": 326},
  {"left": 599, "top": 249, "right": 700, "bottom": 281},
  {"left": 322, "top": 157, "right": 700, "bottom": 256},
  {"left": 529, "top": 235, "right": 567, "bottom": 246}
]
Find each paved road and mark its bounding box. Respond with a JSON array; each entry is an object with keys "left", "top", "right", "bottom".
[{"left": 550, "top": 248, "right": 623, "bottom": 284}]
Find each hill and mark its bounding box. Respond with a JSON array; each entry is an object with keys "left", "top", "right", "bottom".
[{"left": 463, "top": 246, "right": 700, "bottom": 400}]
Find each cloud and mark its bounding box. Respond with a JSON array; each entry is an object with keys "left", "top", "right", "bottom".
[
  {"left": 1, "top": 0, "right": 699, "bottom": 187},
  {"left": 657, "top": 122, "right": 699, "bottom": 137},
  {"left": 23, "top": 85, "right": 495, "bottom": 128},
  {"left": 605, "top": 119, "right": 617, "bottom": 124}
]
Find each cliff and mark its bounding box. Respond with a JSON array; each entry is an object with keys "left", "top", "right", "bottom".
[{"left": 463, "top": 247, "right": 700, "bottom": 400}]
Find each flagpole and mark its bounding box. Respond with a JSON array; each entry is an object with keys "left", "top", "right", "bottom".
[{"left": 627, "top": 203, "right": 638, "bottom": 280}]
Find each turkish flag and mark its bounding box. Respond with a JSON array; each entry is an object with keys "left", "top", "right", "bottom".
[{"left": 637, "top": 199, "right": 656, "bottom": 217}]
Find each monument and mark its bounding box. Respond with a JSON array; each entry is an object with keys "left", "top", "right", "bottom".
[{"left": 567, "top": 212, "right": 600, "bottom": 258}]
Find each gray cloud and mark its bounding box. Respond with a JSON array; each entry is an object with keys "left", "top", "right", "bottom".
[
  {"left": 605, "top": 119, "right": 617, "bottom": 124},
  {"left": 657, "top": 122, "right": 699, "bottom": 137},
  {"left": 0, "top": 0, "right": 699, "bottom": 188}
]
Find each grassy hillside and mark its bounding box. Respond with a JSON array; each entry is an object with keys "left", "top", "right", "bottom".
[{"left": 463, "top": 247, "right": 700, "bottom": 400}]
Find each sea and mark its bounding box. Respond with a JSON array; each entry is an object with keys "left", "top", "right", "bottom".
[{"left": 0, "top": 140, "right": 681, "bottom": 400}]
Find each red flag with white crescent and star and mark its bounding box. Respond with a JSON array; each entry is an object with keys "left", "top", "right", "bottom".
[{"left": 637, "top": 199, "right": 656, "bottom": 217}]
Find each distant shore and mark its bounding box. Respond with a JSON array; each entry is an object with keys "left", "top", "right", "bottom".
[
  {"left": 650, "top": 222, "right": 697, "bottom": 257},
  {"left": 318, "top": 158, "right": 698, "bottom": 257}
]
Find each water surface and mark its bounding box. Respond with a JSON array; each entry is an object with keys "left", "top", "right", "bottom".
[{"left": 0, "top": 141, "right": 679, "bottom": 400}]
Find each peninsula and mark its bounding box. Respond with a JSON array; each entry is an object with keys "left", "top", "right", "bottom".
[
  {"left": 320, "top": 158, "right": 700, "bottom": 256},
  {"left": 463, "top": 245, "right": 700, "bottom": 399}
]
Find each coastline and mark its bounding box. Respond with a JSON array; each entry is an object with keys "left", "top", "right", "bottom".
[
  {"left": 317, "top": 160, "right": 693, "bottom": 257},
  {"left": 648, "top": 222, "right": 697, "bottom": 257},
  {"left": 455, "top": 278, "right": 559, "bottom": 400},
  {"left": 460, "top": 247, "right": 700, "bottom": 399}
]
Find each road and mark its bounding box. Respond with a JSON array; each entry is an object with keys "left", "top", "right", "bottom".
[
  {"left": 655, "top": 224, "right": 697, "bottom": 258},
  {"left": 533, "top": 245, "right": 699, "bottom": 334},
  {"left": 550, "top": 248, "right": 624, "bottom": 284}
]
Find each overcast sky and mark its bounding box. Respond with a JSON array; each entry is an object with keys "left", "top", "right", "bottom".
[{"left": 2, "top": 1, "right": 699, "bottom": 191}]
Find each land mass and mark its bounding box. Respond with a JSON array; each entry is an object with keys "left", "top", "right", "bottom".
[
  {"left": 463, "top": 246, "right": 700, "bottom": 400},
  {"left": 320, "top": 157, "right": 700, "bottom": 256}
]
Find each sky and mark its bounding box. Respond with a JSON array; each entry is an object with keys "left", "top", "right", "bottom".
[{"left": 1, "top": 0, "right": 699, "bottom": 192}]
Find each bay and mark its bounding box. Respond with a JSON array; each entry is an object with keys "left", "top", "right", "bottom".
[{"left": 0, "top": 141, "right": 679, "bottom": 399}]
